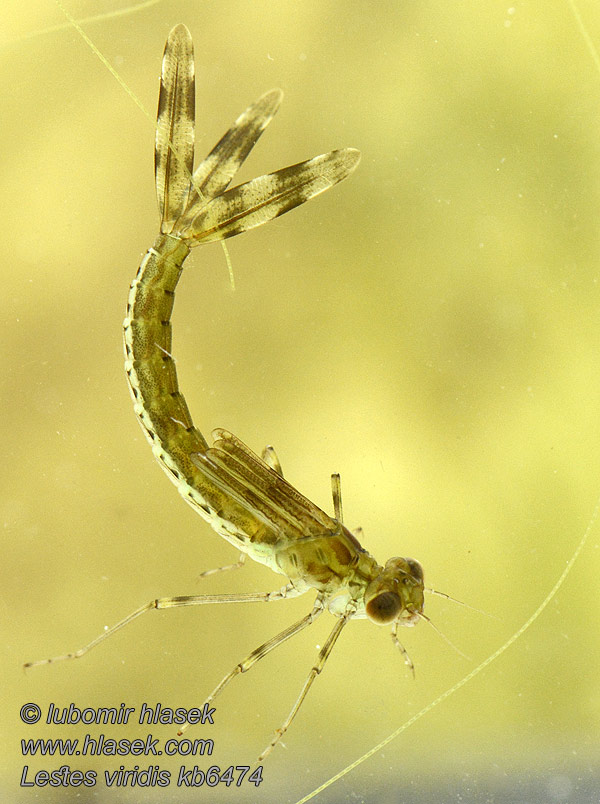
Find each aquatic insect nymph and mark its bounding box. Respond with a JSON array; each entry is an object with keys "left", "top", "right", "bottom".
[{"left": 26, "top": 23, "right": 427, "bottom": 759}]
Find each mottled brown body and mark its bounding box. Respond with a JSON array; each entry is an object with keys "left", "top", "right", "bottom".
[
  {"left": 26, "top": 24, "right": 426, "bottom": 759},
  {"left": 121, "top": 21, "right": 425, "bottom": 642},
  {"left": 125, "top": 236, "right": 199, "bottom": 459},
  {"left": 123, "top": 234, "right": 272, "bottom": 552},
  {"left": 123, "top": 234, "right": 386, "bottom": 599}
]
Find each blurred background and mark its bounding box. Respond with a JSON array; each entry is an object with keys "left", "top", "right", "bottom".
[{"left": 2, "top": 0, "right": 600, "bottom": 802}]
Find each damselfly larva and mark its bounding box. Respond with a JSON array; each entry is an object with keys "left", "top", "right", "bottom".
[{"left": 26, "top": 24, "right": 427, "bottom": 759}]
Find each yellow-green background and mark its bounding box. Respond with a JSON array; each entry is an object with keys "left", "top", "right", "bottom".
[{"left": 2, "top": 1, "right": 600, "bottom": 802}]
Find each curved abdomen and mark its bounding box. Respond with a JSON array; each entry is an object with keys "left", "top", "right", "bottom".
[{"left": 123, "top": 233, "right": 275, "bottom": 553}]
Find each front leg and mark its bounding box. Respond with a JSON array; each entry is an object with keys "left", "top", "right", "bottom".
[{"left": 261, "top": 444, "right": 283, "bottom": 476}]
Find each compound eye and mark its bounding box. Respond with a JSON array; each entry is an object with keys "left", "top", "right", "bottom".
[
  {"left": 366, "top": 591, "right": 402, "bottom": 625},
  {"left": 405, "top": 558, "right": 424, "bottom": 583}
]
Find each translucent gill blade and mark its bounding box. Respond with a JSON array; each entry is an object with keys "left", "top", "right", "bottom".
[
  {"left": 180, "top": 147, "right": 361, "bottom": 243},
  {"left": 155, "top": 24, "right": 195, "bottom": 233},
  {"left": 180, "top": 89, "right": 283, "bottom": 222}
]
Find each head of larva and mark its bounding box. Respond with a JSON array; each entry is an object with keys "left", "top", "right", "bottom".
[{"left": 364, "top": 557, "right": 425, "bottom": 626}]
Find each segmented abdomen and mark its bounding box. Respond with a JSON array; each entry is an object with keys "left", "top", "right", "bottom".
[
  {"left": 122, "top": 233, "right": 272, "bottom": 552},
  {"left": 124, "top": 234, "right": 206, "bottom": 463}
]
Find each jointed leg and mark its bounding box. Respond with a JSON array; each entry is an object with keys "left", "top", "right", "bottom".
[
  {"left": 331, "top": 472, "right": 343, "bottom": 522},
  {"left": 261, "top": 444, "right": 283, "bottom": 476},
  {"left": 259, "top": 609, "right": 352, "bottom": 760},
  {"left": 390, "top": 621, "right": 415, "bottom": 678},
  {"left": 24, "top": 583, "right": 299, "bottom": 669},
  {"left": 178, "top": 595, "right": 325, "bottom": 736},
  {"left": 197, "top": 552, "right": 246, "bottom": 580}
]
